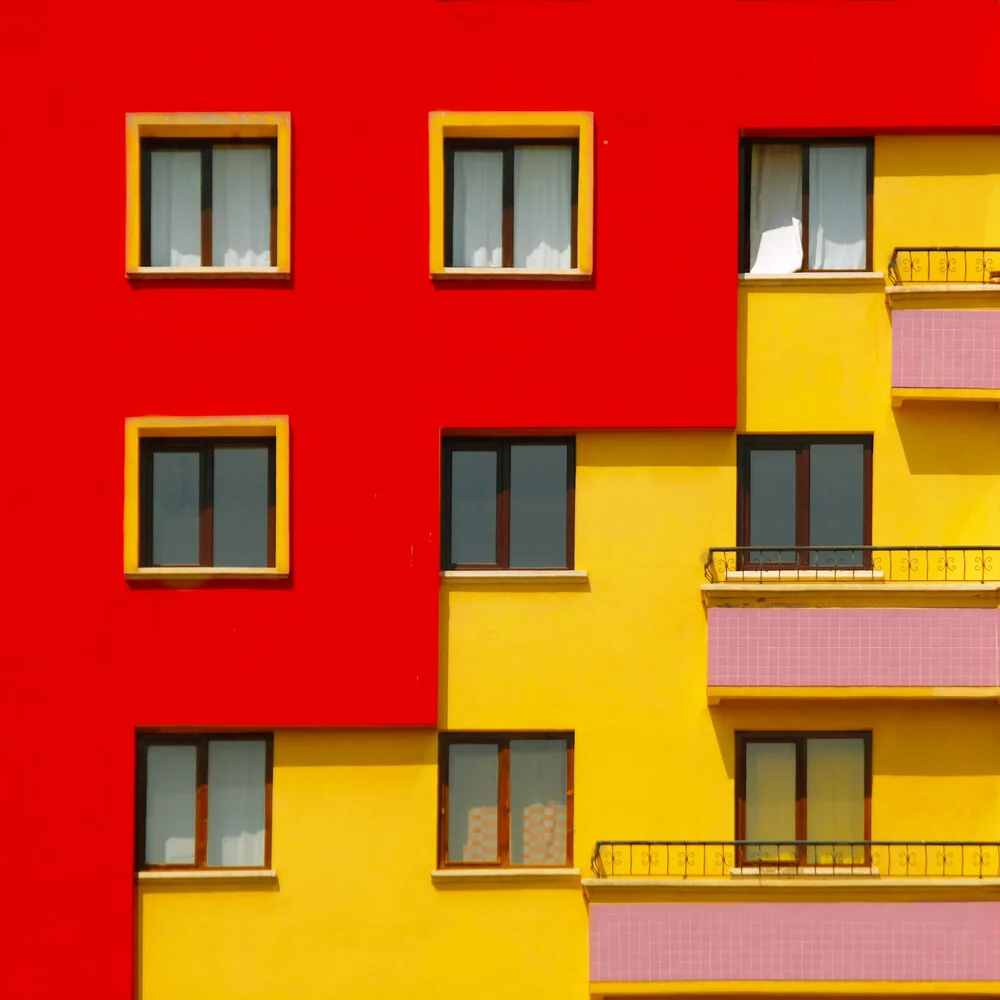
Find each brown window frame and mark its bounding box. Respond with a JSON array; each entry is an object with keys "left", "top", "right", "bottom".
[
  {"left": 438, "top": 732, "right": 574, "bottom": 870},
  {"left": 736, "top": 433, "right": 873, "bottom": 567},
  {"left": 135, "top": 733, "right": 274, "bottom": 872},
  {"left": 735, "top": 731, "right": 872, "bottom": 867},
  {"left": 139, "top": 137, "right": 279, "bottom": 268},
  {"left": 441, "top": 436, "right": 576, "bottom": 571},
  {"left": 139, "top": 436, "right": 277, "bottom": 569},
  {"left": 738, "top": 137, "right": 875, "bottom": 273},
  {"left": 443, "top": 138, "right": 580, "bottom": 269}
]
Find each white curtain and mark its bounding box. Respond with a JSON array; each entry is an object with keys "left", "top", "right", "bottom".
[
  {"left": 150, "top": 151, "right": 201, "bottom": 267},
  {"left": 514, "top": 146, "right": 572, "bottom": 269},
  {"left": 809, "top": 146, "right": 867, "bottom": 270},
  {"left": 207, "top": 740, "right": 267, "bottom": 867},
  {"left": 212, "top": 147, "right": 271, "bottom": 267},
  {"left": 748, "top": 145, "right": 803, "bottom": 274},
  {"left": 806, "top": 738, "right": 865, "bottom": 863},
  {"left": 745, "top": 742, "right": 797, "bottom": 862},
  {"left": 452, "top": 150, "right": 503, "bottom": 267},
  {"left": 145, "top": 745, "right": 197, "bottom": 865}
]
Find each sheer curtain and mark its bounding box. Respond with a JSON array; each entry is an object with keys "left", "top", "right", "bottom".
[
  {"left": 745, "top": 742, "right": 797, "bottom": 862},
  {"left": 150, "top": 150, "right": 201, "bottom": 267},
  {"left": 809, "top": 146, "right": 867, "bottom": 270},
  {"left": 145, "top": 745, "right": 197, "bottom": 865},
  {"left": 514, "top": 146, "right": 572, "bottom": 269},
  {"left": 748, "top": 145, "right": 802, "bottom": 274},
  {"left": 452, "top": 150, "right": 503, "bottom": 267},
  {"left": 207, "top": 740, "right": 267, "bottom": 867},
  {"left": 806, "top": 738, "right": 865, "bottom": 863},
  {"left": 212, "top": 147, "right": 271, "bottom": 267}
]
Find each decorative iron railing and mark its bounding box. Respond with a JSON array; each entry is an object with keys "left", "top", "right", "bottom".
[
  {"left": 704, "top": 546, "right": 1000, "bottom": 584},
  {"left": 592, "top": 841, "right": 1000, "bottom": 879},
  {"left": 888, "top": 247, "right": 1000, "bottom": 285}
]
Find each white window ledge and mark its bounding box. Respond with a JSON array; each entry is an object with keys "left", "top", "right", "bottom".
[
  {"left": 729, "top": 866, "right": 879, "bottom": 877},
  {"left": 127, "top": 566, "right": 288, "bottom": 581},
  {"left": 739, "top": 271, "right": 884, "bottom": 288},
  {"left": 127, "top": 266, "right": 288, "bottom": 279},
  {"left": 432, "top": 267, "right": 590, "bottom": 281},
  {"left": 431, "top": 868, "right": 580, "bottom": 885},
  {"left": 441, "top": 570, "right": 588, "bottom": 583},
  {"left": 723, "top": 570, "right": 884, "bottom": 583},
  {"left": 137, "top": 869, "right": 277, "bottom": 883}
]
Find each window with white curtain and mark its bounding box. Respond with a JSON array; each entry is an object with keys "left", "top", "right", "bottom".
[
  {"left": 138, "top": 735, "right": 272, "bottom": 870},
  {"left": 142, "top": 140, "right": 275, "bottom": 269},
  {"left": 742, "top": 139, "right": 872, "bottom": 274},
  {"left": 447, "top": 140, "right": 577, "bottom": 270}
]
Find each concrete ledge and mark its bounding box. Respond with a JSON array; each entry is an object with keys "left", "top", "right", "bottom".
[
  {"left": 441, "top": 570, "right": 588, "bottom": 583},
  {"left": 588, "top": 981, "right": 1000, "bottom": 996},
  {"left": 431, "top": 868, "right": 580, "bottom": 886},
  {"left": 137, "top": 869, "right": 278, "bottom": 883},
  {"left": 739, "top": 272, "right": 884, "bottom": 287},
  {"left": 891, "top": 387, "right": 1000, "bottom": 408},
  {"left": 707, "top": 686, "right": 1000, "bottom": 705}
]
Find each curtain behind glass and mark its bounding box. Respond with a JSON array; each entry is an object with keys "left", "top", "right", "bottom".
[
  {"left": 150, "top": 150, "right": 201, "bottom": 267},
  {"left": 447, "top": 744, "right": 499, "bottom": 863},
  {"left": 748, "top": 145, "right": 803, "bottom": 274},
  {"left": 808, "top": 146, "right": 867, "bottom": 270},
  {"left": 207, "top": 740, "right": 267, "bottom": 867},
  {"left": 509, "top": 740, "right": 567, "bottom": 866},
  {"left": 452, "top": 151, "right": 503, "bottom": 267},
  {"left": 213, "top": 147, "right": 271, "bottom": 267},
  {"left": 806, "top": 738, "right": 865, "bottom": 864},
  {"left": 745, "top": 742, "right": 797, "bottom": 862},
  {"left": 145, "top": 745, "right": 197, "bottom": 865},
  {"left": 514, "top": 147, "right": 572, "bottom": 269}
]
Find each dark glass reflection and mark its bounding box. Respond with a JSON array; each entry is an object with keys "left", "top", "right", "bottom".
[
  {"left": 450, "top": 451, "right": 497, "bottom": 565},
  {"left": 748, "top": 449, "right": 796, "bottom": 563},
  {"left": 809, "top": 443, "right": 864, "bottom": 566},
  {"left": 214, "top": 447, "right": 269, "bottom": 567},
  {"left": 509, "top": 444, "right": 568, "bottom": 568},
  {"left": 151, "top": 451, "right": 200, "bottom": 565}
]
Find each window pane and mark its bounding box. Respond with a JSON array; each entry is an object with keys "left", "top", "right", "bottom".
[
  {"left": 151, "top": 451, "right": 200, "bottom": 566},
  {"left": 447, "top": 744, "right": 499, "bottom": 864},
  {"left": 747, "top": 449, "right": 796, "bottom": 563},
  {"left": 449, "top": 450, "right": 497, "bottom": 565},
  {"left": 807, "top": 738, "right": 866, "bottom": 864},
  {"left": 808, "top": 146, "right": 866, "bottom": 270},
  {"left": 514, "top": 146, "right": 572, "bottom": 269},
  {"left": 145, "top": 745, "right": 197, "bottom": 865},
  {"left": 150, "top": 150, "right": 202, "bottom": 267},
  {"left": 509, "top": 444, "right": 569, "bottom": 568},
  {"left": 748, "top": 144, "right": 802, "bottom": 274},
  {"left": 213, "top": 147, "right": 271, "bottom": 267},
  {"left": 213, "top": 447, "right": 270, "bottom": 567},
  {"left": 510, "top": 739, "right": 568, "bottom": 866},
  {"left": 452, "top": 150, "right": 503, "bottom": 267},
  {"left": 207, "top": 741, "right": 267, "bottom": 868},
  {"left": 745, "top": 742, "right": 797, "bottom": 863},
  {"left": 809, "top": 443, "right": 865, "bottom": 566}
]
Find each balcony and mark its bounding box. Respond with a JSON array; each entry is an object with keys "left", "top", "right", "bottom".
[{"left": 888, "top": 247, "right": 1000, "bottom": 287}]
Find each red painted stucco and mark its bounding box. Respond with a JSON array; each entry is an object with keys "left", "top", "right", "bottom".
[{"left": 3, "top": 0, "right": 1000, "bottom": 996}]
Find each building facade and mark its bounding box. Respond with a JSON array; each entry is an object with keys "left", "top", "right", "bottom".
[{"left": 7, "top": 1, "right": 1000, "bottom": 998}]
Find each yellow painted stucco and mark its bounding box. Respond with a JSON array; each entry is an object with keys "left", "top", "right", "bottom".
[{"left": 139, "top": 135, "right": 1000, "bottom": 999}]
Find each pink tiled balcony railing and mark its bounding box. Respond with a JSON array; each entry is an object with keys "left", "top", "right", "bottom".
[{"left": 893, "top": 310, "right": 1000, "bottom": 390}]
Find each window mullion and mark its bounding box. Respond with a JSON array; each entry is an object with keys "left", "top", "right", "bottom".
[
  {"left": 498, "top": 741, "right": 511, "bottom": 866},
  {"left": 501, "top": 146, "right": 514, "bottom": 268},
  {"left": 497, "top": 445, "right": 511, "bottom": 569},
  {"left": 199, "top": 446, "right": 214, "bottom": 567},
  {"left": 795, "top": 737, "right": 808, "bottom": 861},
  {"left": 195, "top": 738, "right": 209, "bottom": 868},
  {"left": 800, "top": 143, "right": 810, "bottom": 272},
  {"left": 795, "top": 444, "right": 811, "bottom": 563},
  {"left": 200, "top": 144, "right": 213, "bottom": 267}
]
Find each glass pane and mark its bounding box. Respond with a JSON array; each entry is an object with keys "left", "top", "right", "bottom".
[
  {"left": 748, "top": 144, "right": 803, "bottom": 274},
  {"left": 452, "top": 150, "right": 503, "bottom": 268},
  {"left": 145, "top": 745, "right": 197, "bottom": 865},
  {"left": 213, "top": 447, "right": 270, "bottom": 567},
  {"left": 447, "top": 744, "right": 499, "bottom": 864},
  {"left": 510, "top": 739, "right": 568, "bottom": 866},
  {"left": 806, "top": 738, "right": 866, "bottom": 864},
  {"left": 212, "top": 147, "right": 271, "bottom": 267},
  {"left": 808, "top": 146, "right": 867, "bottom": 270},
  {"left": 149, "top": 150, "right": 201, "bottom": 267},
  {"left": 449, "top": 450, "right": 497, "bottom": 565},
  {"left": 509, "top": 444, "right": 569, "bottom": 568},
  {"left": 745, "top": 742, "right": 797, "bottom": 863},
  {"left": 747, "top": 449, "right": 796, "bottom": 564},
  {"left": 207, "top": 741, "right": 267, "bottom": 867},
  {"left": 513, "top": 146, "right": 572, "bottom": 269},
  {"left": 809, "top": 444, "right": 865, "bottom": 566},
  {"left": 151, "top": 451, "right": 200, "bottom": 566}
]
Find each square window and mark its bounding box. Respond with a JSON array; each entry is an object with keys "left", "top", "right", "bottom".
[
  {"left": 137, "top": 734, "right": 273, "bottom": 871},
  {"left": 430, "top": 112, "right": 593, "bottom": 278},
  {"left": 739, "top": 138, "right": 873, "bottom": 274},
  {"left": 126, "top": 113, "right": 291, "bottom": 277},
  {"left": 124, "top": 416, "right": 289, "bottom": 579},
  {"left": 441, "top": 437, "right": 575, "bottom": 570},
  {"left": 439, "top": 733, "right": 573, "bottom": 868}
]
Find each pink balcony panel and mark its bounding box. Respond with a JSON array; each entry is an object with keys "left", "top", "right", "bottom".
[{"left": 893, "top": 310, "right": 1000, "bottom": 389}]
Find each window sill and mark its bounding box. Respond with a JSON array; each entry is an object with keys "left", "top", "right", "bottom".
[
  {"left": 127, "top": 266, "right": 290, "bottom": 279},
  {"left": 891, "top": 387, "right": 1000, "bottom": 408},
  {"left": 431, "top": 868, "right": 580, "bottom": 886},
  {"left": 886, "top": 283, "right": 1000, "bottom": 299},
  {"left": 739, "top": 271, "right": 884, "bottom": 288},
  {"left": 432, "top": 267, "right": 590, "bottom": 281},
  {"left": 126, "top": 566, "right": 288, "bottom": 581},
  {"left": 441, "top": 569, "right": 588, "bottom": 583},
  {"left": 137, "top": 869, "right": 277, "bottom": 883}
]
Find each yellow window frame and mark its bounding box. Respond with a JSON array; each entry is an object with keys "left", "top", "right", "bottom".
[
  {"left": 125, "top": 112, "right": 291, "bottom": 278},
  {"left": 124, "top": 415, "right": 290, "bottom": 579},
  {"left": 429, "top": 111, "right": 594, "bottom": 279}
]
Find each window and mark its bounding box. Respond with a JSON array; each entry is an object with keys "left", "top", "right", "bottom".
[
  {"left": 125, "top": 113, "right": 291, "bottom": 276},
  {"left": 441, "top": 437, "right": 575, "bottom": 570},
  {"left": 438, "top": 733, "right": 574, "bottom": 868},
  {"left": 429, "top": 112, "right": 594, "bottom": 277},
  {"left": 739, "top": 139, "right": 873, "bottom": 274},
  {"left": 737, "top": 435, "right": 872, "bottom": 565},
  {"left": 736, "top": 732, "right": 871, "bottom": 865},
  {"left": 124, "top": 416, "right": 290, "bottom": 579},
  {"left": 136, "top": 734, "right": 273, "bottom": 871}
]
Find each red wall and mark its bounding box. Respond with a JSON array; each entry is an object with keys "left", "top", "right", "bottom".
[{"left": 2, "top": 0, "right": 999, "bottom": 996}]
